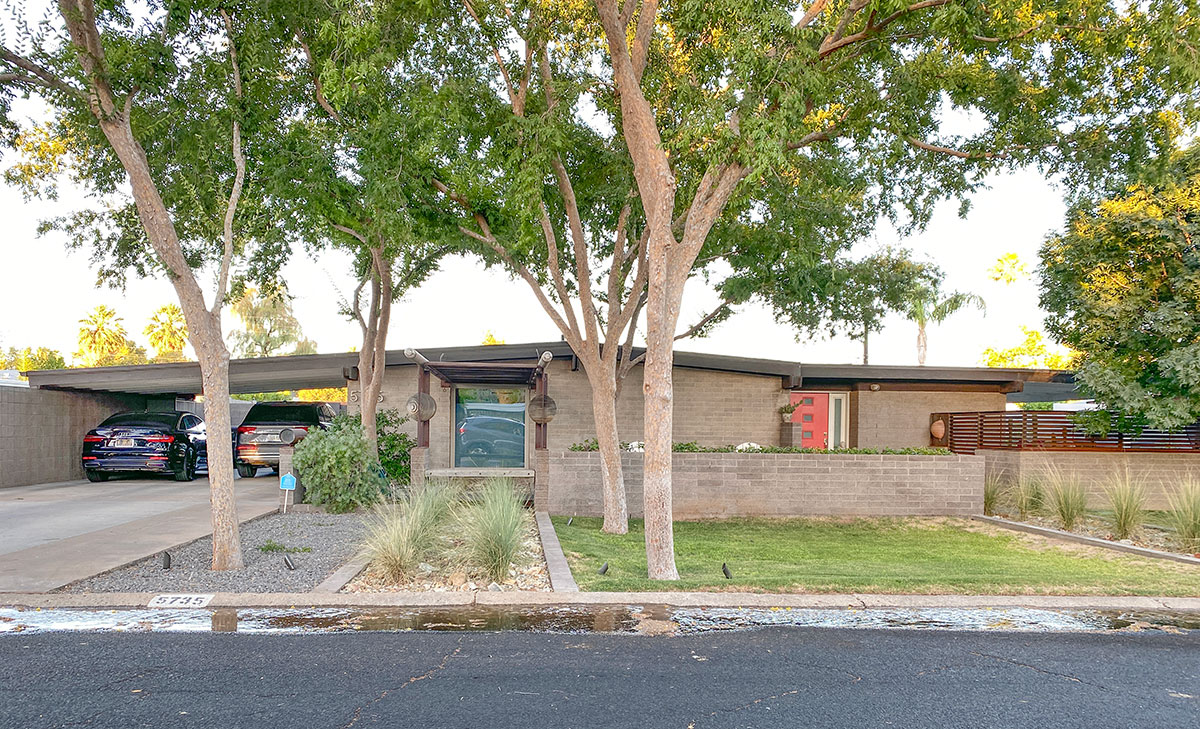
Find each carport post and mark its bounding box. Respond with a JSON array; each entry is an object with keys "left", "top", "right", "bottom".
[{"left": 417, "top": 365, "right": 430, "bottom": 448}]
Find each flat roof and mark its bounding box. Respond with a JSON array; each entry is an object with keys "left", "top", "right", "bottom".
[{"left": 23, "top": 340, "right": 1076, "bottom": 400}]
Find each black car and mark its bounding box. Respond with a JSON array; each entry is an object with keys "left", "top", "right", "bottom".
[
  {"left": 82, "top": 411, "right": 208, "bottom": 482},
  {"left": 455, "top": 415, "right": 525, "bottom": 467},
  {"left": 235, "top": 402, "right": 336, "bottom": 478}
]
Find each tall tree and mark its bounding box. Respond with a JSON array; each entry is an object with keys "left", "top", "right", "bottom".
[
  {"left": 2, "top": 346, "right": 67, "bottom": 374},
  {"left": 980, "top": 326, "right": 1075, "bottom": 369},
  {"left": 230, "top": 288, "right": 309, "bottom": 358},
  {"left": 75, "top": 305, "right": 130, "bottom": 367},
  {"left": 272, "top": 0, "right": 454, "bottom": 455},
  {"left": 144, "top": 304, "right": 189, "bottom": 363},
  {"left": 1, "top": 1, "right": 303, "bottom": 569},
  {"left": 588, "top": 0, "right": 1197, "bottom": 577},
  {"left": 904, "top": 287, "right": 986, "bottom": 366},
  {"left": 1041, "top": 144, "right": 1200, "bottom": 431}
]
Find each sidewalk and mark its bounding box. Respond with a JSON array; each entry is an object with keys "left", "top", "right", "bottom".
[{"left": 3, "top": 590, "right": 1198, "bottom": 612}]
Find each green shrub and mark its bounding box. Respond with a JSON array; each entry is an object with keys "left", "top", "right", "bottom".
[
  {"left": 983, "top": 476, "right": 1005, "bottom": 516},
  {"left": 458, "top": 478, "right": 526, "bottom": 582},
  {"left": 1166, "top": 478, "right": 1200, "bottom": 552},
  {"left": 293, "top": 419, "right": 385, "bottom": 513},
  {"left": 361, "top": 480, "right": 457, "bottom": 581},
  {"left": 1105, "top": 472, "right": 1146, "bottom": 540},
  {"left": 1013, "top": 474, "right": 1044, "bottom": 519},
  {"left": 376, "top": 409, "right": 417, "bottom": 484},
  {"left": 1044, "top": 469, "right": 1088, "bottom": 531}
]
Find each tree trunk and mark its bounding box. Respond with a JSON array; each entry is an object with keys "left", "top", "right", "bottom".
[
  {"left": 588, "top": 371, "right": 628, "bottom": 534},
  {"left": 360, "top": 247, "right": 392, "bottom": 456},
  {"left": 198, "top": 343, "right": 243, "bottom": 570},
  {"left": 97, "top": 118, "right": 245, "bottom": 570},
  {"left": 641, "top": 248, "right": 680, "bottom": 580},
  {"left": 917, "top": 324, "right": 927, "bottom": 366},
  {"left": 862, "top": 324, "right": 870, "bottom": 365}
]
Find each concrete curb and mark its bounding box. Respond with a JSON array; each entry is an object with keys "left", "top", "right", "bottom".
[
  {"left": 313, "top": 557, "right": 369, "bottom": 594},
  {"left": 973, "top": 515, "right": 1200, "bottom": 566},
  {"left": 535, "top": 512, "right": 578, "bottom": 592},
  {"left": 3, "top": 591, "right": 1198, "bottom": 612}
]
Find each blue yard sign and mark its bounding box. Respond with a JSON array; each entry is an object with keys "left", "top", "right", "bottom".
[{"left": 280, "top": 473, "right": 296, "bottom": 491}]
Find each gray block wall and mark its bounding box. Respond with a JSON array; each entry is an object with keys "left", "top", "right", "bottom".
[
  {"left": 544, "top": 451, "right": 984, "bottom": 519},
  {"left": 979, "top": 449, "right": 1200, "bottom": 510},
  {"left": 0, "top": 385, "right": 146, "bottom": 488}
]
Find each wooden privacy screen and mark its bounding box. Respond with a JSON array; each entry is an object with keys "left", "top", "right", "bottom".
[{"left": 931, "top": 411, "right": 1200, "bottom": 455}]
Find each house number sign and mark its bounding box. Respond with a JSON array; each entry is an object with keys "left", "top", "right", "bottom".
[{"left": 147, "top": 594, "right": 215, "bottom": 608}]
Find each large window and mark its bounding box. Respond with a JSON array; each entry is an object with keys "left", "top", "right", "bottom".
[{"left": 454, "top": 387, "right": 527, "bottom": 467}]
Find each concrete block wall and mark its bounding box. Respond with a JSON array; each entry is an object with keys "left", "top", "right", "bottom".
[
  {"left": 0, "top": 385, "right": 146, "bottom": 488},
  {"left": 979, "top": 449, "right": 1200, "bottom": 510},
  {"left": 371, "top": 360, "right": 790, "bottom": 471},
  {"left": 544, "top": 451, "right": 984, "bottom": 519},
  {"left": 854, "top": 390, "right": 1007, "bottom": 449}
]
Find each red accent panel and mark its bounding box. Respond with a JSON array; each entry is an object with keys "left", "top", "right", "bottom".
[{"left": 790, "top": 392, "right": 830, "bottom": 449}]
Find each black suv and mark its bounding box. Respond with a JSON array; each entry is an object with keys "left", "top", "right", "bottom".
[{"left": 235, "top": 402, "right": 336, "bottom": 478}]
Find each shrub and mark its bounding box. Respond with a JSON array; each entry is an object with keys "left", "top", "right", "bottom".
[
  {"left": 376, "top": 409, "right": 417, "bottom": 484},
  {"left": 983, "top": 476, "right": 1005, "bottom": 516},
  {"left": 292, "top": 419, "right": 386, "bottom": 513},
  {"left": 1044, "top": 469, "right": 1088, "bottom": 531},
  {"left": 1013, "top": 474, "right": 1044, "bottom": 519},
  {"left": 361, "top": 479, "right": 458, "bottom": 582},
  {"left": 458, "top": 478, "right": 525, "bottom": 582},
  {"left": 1104, "top": 472, "right": 1146, "bottom": 540},
  {"left": 1166, "top": 478, "right": 1200, "bottom": 552}
]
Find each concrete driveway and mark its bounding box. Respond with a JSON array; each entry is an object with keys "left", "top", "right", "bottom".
[{"left": 0, "top": 475, "right": 279, "bottom": 592}]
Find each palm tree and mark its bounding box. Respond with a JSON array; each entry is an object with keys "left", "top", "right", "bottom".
[
  {"left": 76, "top": 305, "right": 129, "bottom": 367},
  {"left": 144, "top": 304, "right": 189, "bottom": 362},
  {"left": 906, "top": 288, "right": 986, "bottom": 366}
]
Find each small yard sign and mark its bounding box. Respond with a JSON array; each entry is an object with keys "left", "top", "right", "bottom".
[
  {"left": 280, "top": 473, "right": 296, "bottom": 491},
  {"left": 148, "top": 594, "right": 214, "bottom": 608}
]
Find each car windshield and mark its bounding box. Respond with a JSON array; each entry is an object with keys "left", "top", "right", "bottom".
[
  {"left": 243, "top": 403, "right": 320, "bottom": 424},
  {"left": 100, "top": 412, "right": 179, "bottom": 428}
]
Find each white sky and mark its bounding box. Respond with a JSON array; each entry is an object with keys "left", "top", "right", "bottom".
[
  {"left": 0, "top": 161, "right": 1063, "bottom": 367},
  {"left": 0, "top": 8, "right": 1069, "bottom": 369}
]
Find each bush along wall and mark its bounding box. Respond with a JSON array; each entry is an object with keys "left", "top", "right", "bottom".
[{"left": 567, "top": 439, "right": 951, "bottom": 456}]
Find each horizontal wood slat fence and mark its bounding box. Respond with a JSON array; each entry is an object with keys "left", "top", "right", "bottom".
[{"left": 932, "top": 411, "right": 1200, "bottom": 455}]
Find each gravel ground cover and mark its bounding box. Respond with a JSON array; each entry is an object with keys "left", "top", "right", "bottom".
[
  {"left": 62, "top": 513, "right": 366, "bottom": 594},
  {"left": 994, "top": 509, "right": 1198, "bottom": 558},
  {"left": 344, "top": 518, "right": 550, "bottom": 593}
]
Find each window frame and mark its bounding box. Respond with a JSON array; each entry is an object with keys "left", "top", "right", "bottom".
[{"left": 449, "top": 383, "right": 532, "bottom": 469}]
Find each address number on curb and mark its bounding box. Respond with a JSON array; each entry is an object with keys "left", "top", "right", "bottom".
[{"left": 148, "top": 594, "right": 215, "bottom": 608}]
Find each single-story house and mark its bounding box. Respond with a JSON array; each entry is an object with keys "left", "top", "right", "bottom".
[{"left": 21, "top": 341, "right": 1194, "bottom": 517}]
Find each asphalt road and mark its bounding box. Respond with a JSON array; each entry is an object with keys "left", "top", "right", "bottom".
[{"left": 1, "top": 627, "right": 1197, "bottom": 728}]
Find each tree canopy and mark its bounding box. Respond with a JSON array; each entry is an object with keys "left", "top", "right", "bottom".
[{"left": 1041, "top": 144, "right": 1200, "bottom": 430}]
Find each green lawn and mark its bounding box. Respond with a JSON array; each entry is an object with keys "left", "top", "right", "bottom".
[{"left": 552, "top": 517, "right": 1200, "bottom": 596}]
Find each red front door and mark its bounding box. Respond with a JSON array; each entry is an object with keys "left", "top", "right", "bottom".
[{"left": 790, "top": 392, "right": 830, "bottom": 449}]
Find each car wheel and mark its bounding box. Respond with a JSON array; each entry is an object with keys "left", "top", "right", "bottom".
[
  {"left": 86, "top": 470, "right": 108, "bottom": 483},
  {"left": 237, "top": 463, "right": 257, "bottom": 479},
  {"left": 175, "top": 449, "right": 197, "bottom": 482}
]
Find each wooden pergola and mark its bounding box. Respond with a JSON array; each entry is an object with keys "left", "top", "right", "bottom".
[{"left": 403, "top": 348, "right": 553, "bottom": 450}]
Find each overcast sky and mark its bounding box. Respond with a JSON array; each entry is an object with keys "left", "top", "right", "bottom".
[
  {"left": 0, "top": 159, "right": 1065, "bottom": 368},
  {"left": 0, "top": 22, "right": 1072, "bottom": 371}
]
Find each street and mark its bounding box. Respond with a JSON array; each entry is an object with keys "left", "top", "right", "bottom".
[{"left": 1, "top": 626, "right": 1196, "bottom": 728}]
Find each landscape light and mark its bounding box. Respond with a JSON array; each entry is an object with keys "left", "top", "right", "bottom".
[
  {"left": 722, "top": 563, "right": 732, "bottom": 579},
  {"left": 161, "top": 552, "right": 171, "bottom": 570},
  {"left": 597, "top": 562, "right": 608, "bottom": 575}
]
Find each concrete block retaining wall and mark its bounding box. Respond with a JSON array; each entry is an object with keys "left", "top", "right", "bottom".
[
  {"left": 979, "top": 449, "right": 1200, "bottom": 510},
  {"left": 544, "top": 451, "right": 984, "bottom": 519}
]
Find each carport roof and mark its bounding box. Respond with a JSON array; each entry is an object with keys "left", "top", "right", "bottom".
[{"left": 23, "top": 340, "right": 1077, "bottom": 401}]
